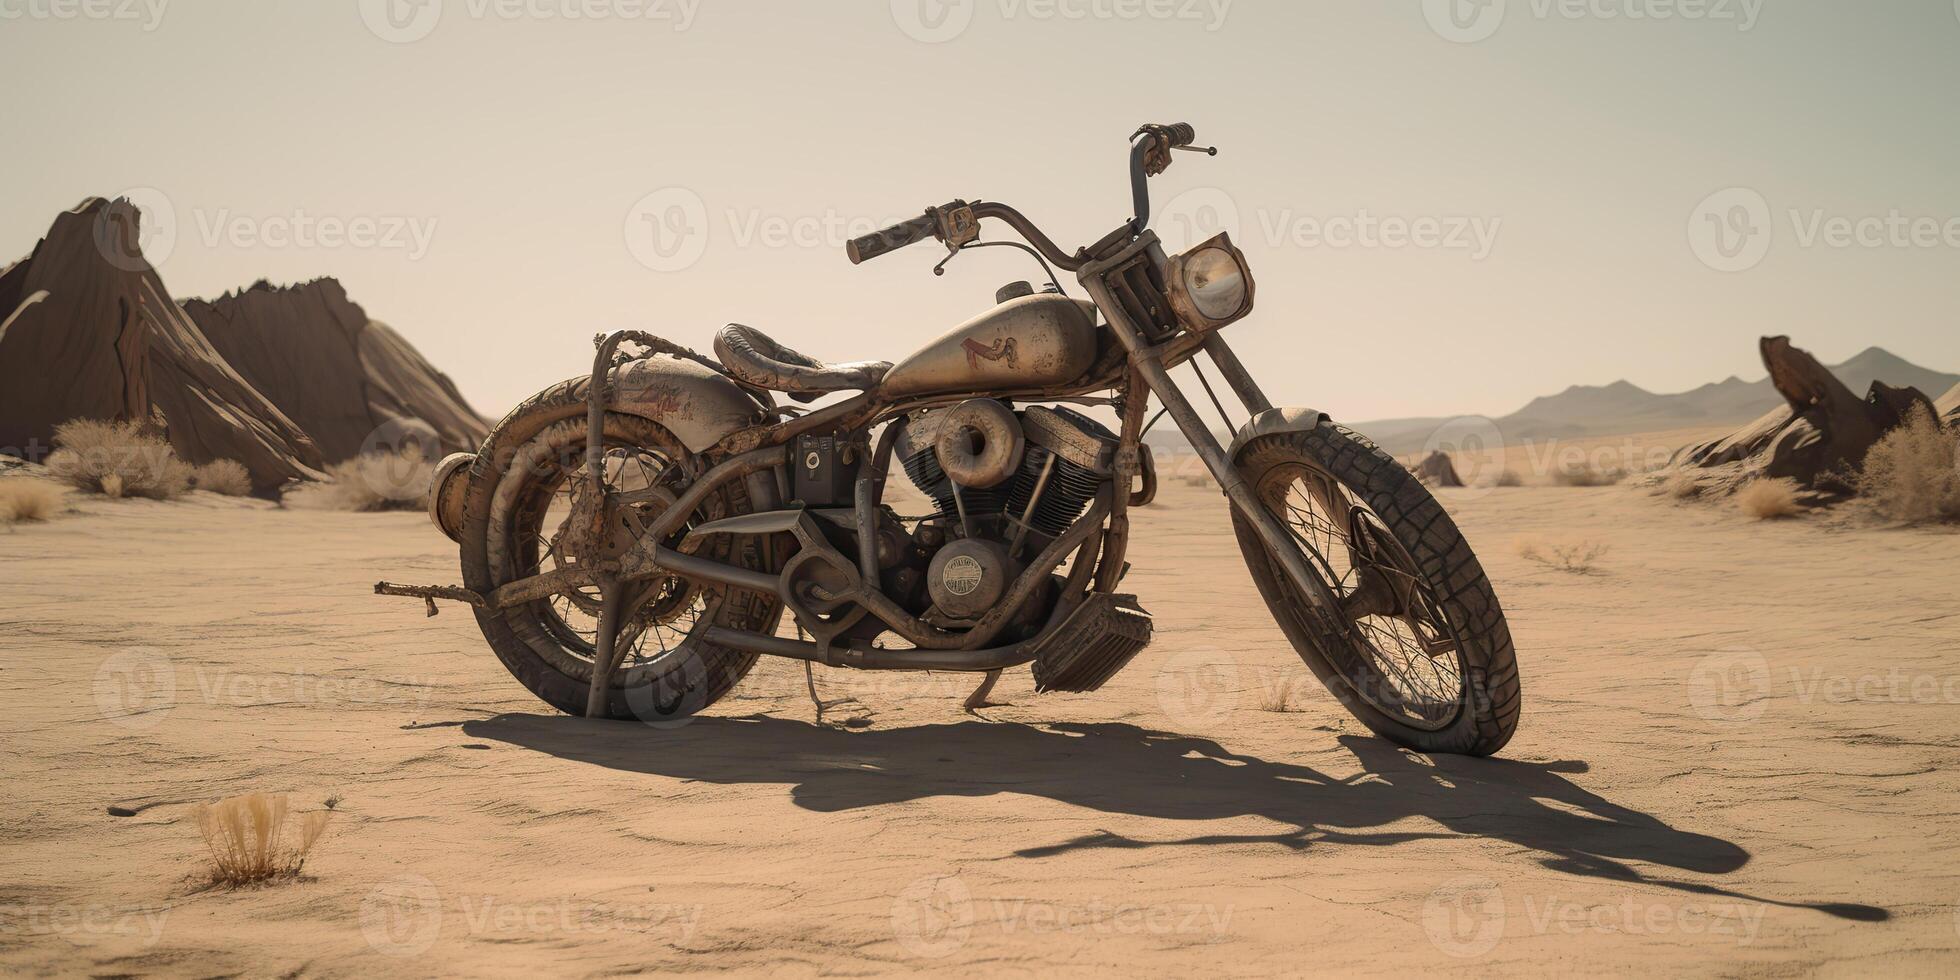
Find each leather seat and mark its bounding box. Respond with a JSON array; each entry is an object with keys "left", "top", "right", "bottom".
[{"left": 714, "top": 324, "right": 890, "bottom": 401}]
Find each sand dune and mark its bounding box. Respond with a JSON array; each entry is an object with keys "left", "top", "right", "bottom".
[{"left": 3, "top": 461, "right": 1956, "bottom": 976}]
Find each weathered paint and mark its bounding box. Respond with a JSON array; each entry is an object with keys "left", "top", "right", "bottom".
[
  {"left": 612, "top": 354, "right": 766, "bottom": 452},
  {"left": 879, "top": 293, "right": 1099, "bottom": 398}
]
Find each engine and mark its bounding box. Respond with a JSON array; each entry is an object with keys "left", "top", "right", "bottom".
[{"left": 895, "top": 402, "right": 1117, "bottom": 625}]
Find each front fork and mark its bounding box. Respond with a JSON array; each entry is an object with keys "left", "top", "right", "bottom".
[{"left": 1080, "top": 278, "right": 1344, "bottom": 623}]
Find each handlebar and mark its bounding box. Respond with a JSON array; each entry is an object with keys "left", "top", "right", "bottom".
[
  {"left": 844, "top": 123, "right": 1206, "bottom": 268},
  {"left": 845, "top": 211, "right": 940, "bottom": 265}
]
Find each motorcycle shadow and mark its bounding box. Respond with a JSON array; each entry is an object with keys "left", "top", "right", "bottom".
[{"left": 462, "top": 713, "right": 1886, "bottom": 922}]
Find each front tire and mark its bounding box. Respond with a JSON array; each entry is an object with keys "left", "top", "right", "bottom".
[{"left": 1230, "top": 420, "right": 1520, "bottom": 755}]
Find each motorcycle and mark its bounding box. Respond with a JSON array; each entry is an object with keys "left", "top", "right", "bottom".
[{"left": 380, "top": 123, "right": 1521, "bottom": 755}]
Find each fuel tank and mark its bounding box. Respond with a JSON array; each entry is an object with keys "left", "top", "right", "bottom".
[{"left": 879, "top": 292, "right": 1100, "bottom": 398}]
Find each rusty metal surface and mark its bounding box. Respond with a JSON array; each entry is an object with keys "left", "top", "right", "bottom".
[
  {"left": 713, "top": 324, "right": 891, "bottom": 395},
  {"left": 610, "top": 354, "right": 767, "bottom": 452},
  {"left": 427, "top": 451, "right": 474, "bottom": 543},
  {"left": 1224, "top": 407, "right": 1329, "bottom": 462},
  {"left": 878, "top": 293, "right": 1100, "bottom": 398}
]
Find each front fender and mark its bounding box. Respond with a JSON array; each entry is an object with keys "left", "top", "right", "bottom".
[{"left": 1226, "top": 407, "right": 1326, "bottom": 463}]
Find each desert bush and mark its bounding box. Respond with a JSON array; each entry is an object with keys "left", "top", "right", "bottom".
[
  {"left": 1551, "top": 462, "right": 1623, "bottom": 487},
  {"left": 44, "top": 418, "right": 191, "bottom": 500},
  {"left": 1854, "top": 407, "right": 1960, "bottom": 523},
  {"left": 1514, "top": 534, "right": 1609, "bottom": 574},
  {"left": 1662, "top": 471, "right": 1702, "bottom": 499},
  {"left": 190, "top": 459, "right": 253, "bottom": 496},
  {"left": 1488, "top": 469, "right": 1523, "bottom": 488},
  {"left": 193, "top": 792, "right": 332, "bottom": 887},
  {"left": 0, "top": 478, "right": 64, "bottom": 524},
  {"left": 287, "top": 450, "right": 432, "bottom": 512},
  {"left": 1737, "top": 478, "right": 1803, "bottom": 520},
  {"left": 1253, "top": 672, "right": 1309, "bottom": 712}
]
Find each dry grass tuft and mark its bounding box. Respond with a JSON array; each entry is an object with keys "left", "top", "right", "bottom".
[
  {"left": 44, "top": 418, "right": 191, "bottom": 500},
  {"left": 193, "top": 792, "right": 332, "bottom": 887},
  {"left": 1488, "top": 469, "right": 1523, "bottom": 488},
  {"left": 1253, "top": 672, "right": 1309, "bottom": 713},
  {"left": 1514, "top": 534, "right": 1609, "bottom": 574},
  {"left": 1662, "top": 471, "right": 1702, "bottom": 500},
  {"left": 286, "top": 451, "right": 432, "bottom": 512},
  {"left": 1737, "top": 478, "right": 1803, "bottom": 520},
  {"left": 1551, "top": 462, "right": 1624, "bottom": 488},
  {"left": 0, "top": 478, "right": 65, "bottom": 525},
  {"left": 190, "top": 459, "right": 253, "bottom": 497},
  {"left": 1854, "top": 407, "right": 1960, "bottom": 524}
]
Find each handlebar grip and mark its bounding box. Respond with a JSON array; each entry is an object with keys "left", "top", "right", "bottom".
[
  {"left": 846, "top": 212, "right": 939, "bottom": 264},
  {"left": 1163, "top": 122, "right": 1196, "bottom": 147}
]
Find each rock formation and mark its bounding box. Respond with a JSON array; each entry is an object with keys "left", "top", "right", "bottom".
[
  {"left": 183, "top": 280, "right": 485, "bottom": 462},
  {"left": 1412, "top": 450, "right": 1464, "bottom": 488},
  {"left": 1668, "top": 336, "right": 1944, "bottom": 498},
  {"left": 0, "top": 198, "right": 326, "bottom": 491},
  {"left": 1, "top": 197, "right": 488, "bottom": 494}
]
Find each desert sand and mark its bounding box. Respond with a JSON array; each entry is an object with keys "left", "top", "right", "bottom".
[{"left": 4, "top": 459, "right": 1958, "bottom": 977}]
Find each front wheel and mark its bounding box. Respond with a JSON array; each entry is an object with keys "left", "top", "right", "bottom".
[{"left": 1230, "top": 420, "right": 1521, "bottom": 755}]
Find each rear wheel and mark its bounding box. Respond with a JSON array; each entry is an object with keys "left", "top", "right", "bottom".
[
  {"left": 1230, "top": 420, "right": 1520, "bottom": 755},
  {"left": 459, "top": 378, "right": 782, "bottom": 721}
]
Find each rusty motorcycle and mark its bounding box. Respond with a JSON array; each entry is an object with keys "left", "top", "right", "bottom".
[{"left": 381, "top": 123, "right": 1522, "bottom": 755}]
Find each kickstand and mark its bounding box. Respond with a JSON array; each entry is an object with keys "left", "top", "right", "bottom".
[
  {"left": 963, "top": 669, "right": 1004, "bottom": 713},
  {"left": 803, "top": 661, "right": 862, "bottom": 723},
  {"left": 584, "top": 582, "right": 628, "bottom": 719}
]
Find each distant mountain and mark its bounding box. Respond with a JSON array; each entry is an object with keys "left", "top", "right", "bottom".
[{"left": 1143, "top": 346, "right": 1960, "bottom": 457}]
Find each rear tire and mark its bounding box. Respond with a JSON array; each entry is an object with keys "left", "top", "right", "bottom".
[
  {"left": 1230, "top": 420, "right": 1520, "bottom": 755},
  {"left": 459, "top": 377, "right": 782, "bottom": 722}
]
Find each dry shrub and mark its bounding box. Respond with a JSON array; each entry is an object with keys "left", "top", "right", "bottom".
[
  {"left": 1514, "top": 534, "right": 1609, "bottom": 574},
  {"left": 190, "top": 459, "right": 253, "bottom": 496},
  {"left": 1662, "top": 471, "right": 1702, "bottom": 500},
  {"left": 1855, "top": 407, "right": 1960, "bottom": 523},
  {"left": 44, "top": 418, "right": 191, "bottom": 500},
  {"left": 287, "top": 450, "right": 432, "bottom": 512},
  {"left": 0, "top": 478, "right": 64, "bottom": 524},
  {"left": 1489, "top": 469, "right": 1523, "bottom": 488},
  {"left": 194, "top": 792, "right": 332, "bottom": 887},
  {"left": 1254, "top": 672, "right": 1309, "bottom": 712},
  {"left": 1737, "top": 478, "right": 1803, "bottom": 520},
  {"left": 1552, "top": 462, "right": 1623, "bottom": 487}
]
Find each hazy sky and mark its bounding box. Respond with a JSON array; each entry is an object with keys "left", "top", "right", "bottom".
[{"left": 5, "top": 0, "right": 1957, "bottom": 425}]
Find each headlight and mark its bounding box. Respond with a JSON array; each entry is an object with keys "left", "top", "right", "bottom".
[{"left": 1167, "top": 232, "right": 1254, "bottom": 331}]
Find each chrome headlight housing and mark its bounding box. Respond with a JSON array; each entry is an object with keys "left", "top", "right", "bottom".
[{"left": 1166, "top": 232, "right": 1255, "bottom": 331}]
